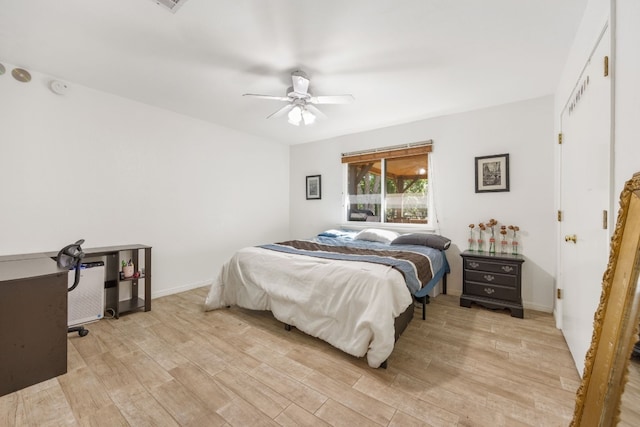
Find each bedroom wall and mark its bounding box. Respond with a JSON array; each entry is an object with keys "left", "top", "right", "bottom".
[
  {"left": 0, "top": 64, "right": 291, "bottom": 298},
  {"left": 614, "top": 0, "right": 640, "bottom": 190},
  {"left": 290, "top": 96, "right": 556, "bottom": 312}
]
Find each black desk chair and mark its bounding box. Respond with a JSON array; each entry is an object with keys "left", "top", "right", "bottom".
[{"left": 57, "top": 239, "right": 89, "bottom": 337}]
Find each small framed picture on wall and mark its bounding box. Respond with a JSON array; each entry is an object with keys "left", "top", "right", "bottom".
[
  {"left": 306, "top": 175, "right": 321, "bottom": 200},
  {"left": 475, "top": 153, "right": 509, "bottom": 193}
]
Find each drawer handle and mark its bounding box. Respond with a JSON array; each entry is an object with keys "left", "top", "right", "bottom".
[
  {"left": 484, "top": 287, "right": 495, "bottom": 295},
  {"left": 469, "top": 262, "right": 480, "bottom": 268},
  {"left": 483, "top": 275, "right": 495, "bottom": 282},
  {"left": 501, "top": 266, "right": 514, "bottom": 273}
]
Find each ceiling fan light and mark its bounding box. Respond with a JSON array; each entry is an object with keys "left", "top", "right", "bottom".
[
  {"left": 301, "top": 109, "right": 316, "bottom": 125},
  {"left": 288, "top": 105, "right": 302, "bottom": 126}
]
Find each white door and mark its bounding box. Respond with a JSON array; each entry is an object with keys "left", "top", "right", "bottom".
[{"left": 559, "top": 25, "right": 611, "bottom": 374}]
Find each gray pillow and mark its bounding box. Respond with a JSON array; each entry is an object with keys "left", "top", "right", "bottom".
[{"left": 390, "top": 233, "right": 451, "bottom": 250}]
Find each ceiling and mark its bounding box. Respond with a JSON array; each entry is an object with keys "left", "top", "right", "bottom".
[{"left": 0, "top": 0, "right": 587, "bottom": 145}]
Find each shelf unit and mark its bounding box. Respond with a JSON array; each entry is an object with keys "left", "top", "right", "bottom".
[{"left": 82, "top": 244, "right": 152, "bottom": 318}]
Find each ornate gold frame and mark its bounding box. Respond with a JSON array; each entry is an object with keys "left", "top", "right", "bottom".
[{"left": 571, "top": 172, "right": 640, "bottom": 426}]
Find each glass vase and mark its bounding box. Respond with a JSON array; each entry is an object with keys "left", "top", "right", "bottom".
[
  {"left": 489, "top": 238, "right": 496, "bottom": 254},
  {"left": 512, "top": 238, "right": 519, "bottom": 255},
  {"left": 500, "top": 237, "right": 508, "bottom": 254}
]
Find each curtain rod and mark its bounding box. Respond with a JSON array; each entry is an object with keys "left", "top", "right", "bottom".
[{"left": 341, "top": 140, "right": 433, "bottom": 157}]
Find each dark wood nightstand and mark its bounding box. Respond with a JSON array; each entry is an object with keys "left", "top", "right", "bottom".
[{"left": 460, "top": 250, "right": 525, "bottom": 318}]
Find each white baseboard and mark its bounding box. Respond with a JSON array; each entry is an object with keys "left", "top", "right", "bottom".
[
  {"left": 443, "top": 289, "right": 462, "bottom": 297},
  {"left": 152, "top": 280, "right": 213, "bottom": 299},
  {"left": 523, "top": 301, "right": 553, "bottom": 313}
]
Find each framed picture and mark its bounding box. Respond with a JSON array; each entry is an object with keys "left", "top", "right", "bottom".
[
  {"left": 306, "top": 175, "right": 321, "bottom": 200},
  {"left": 475, "top": 153, "right": 509, "bottom": 193}
]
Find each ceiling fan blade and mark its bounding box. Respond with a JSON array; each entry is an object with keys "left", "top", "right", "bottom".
[
  {"left": 266, "top": 103, "right": 295, "bottom": 119},
  {"left": 243, "top": 93, "right": 291, "bottom": 102},
  {"left": 291, "top": 70, "right": 310, "bottom": 95},
  {"left": 306, "top": 104, "right": 327, "bottom": 119},
  {"left": 309, "top": 94, "right": 355, "bottom": 104}
]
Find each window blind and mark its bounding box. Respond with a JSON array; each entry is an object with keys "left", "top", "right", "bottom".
[{"left": 341, "top": 140, "right": 433, "bottom": 164}]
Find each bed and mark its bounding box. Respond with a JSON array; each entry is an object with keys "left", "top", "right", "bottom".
[{"left": 204, "top": 228, "right": 450, "bottom": 368}]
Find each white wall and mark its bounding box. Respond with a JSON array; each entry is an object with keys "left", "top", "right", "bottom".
[
  {"left": 0, "top": 64, "right": 291, "bottom": 297},
  {"left": 290, "top": 96, "right": 557, "bottom": 312},
  {"left": 614, "top": 0, "right": 640, "bottom": 189}
]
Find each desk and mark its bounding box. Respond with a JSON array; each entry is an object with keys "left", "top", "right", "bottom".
[{"left": 0, "top": 255, "right": 68, "bottom": 397}]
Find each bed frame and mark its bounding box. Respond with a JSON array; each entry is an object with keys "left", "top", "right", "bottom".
[{"left": 415, "top": 271, "right": 448, "bottom": 320}]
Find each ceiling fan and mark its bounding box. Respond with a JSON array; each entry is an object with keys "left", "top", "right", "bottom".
[{"left": 243, "top": 70, "right": 355, "bottom": 126}]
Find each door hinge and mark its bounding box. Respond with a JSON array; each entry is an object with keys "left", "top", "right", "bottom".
[
  {"left": 557, "top": 289, "right": 563, "bottom": 299},
  {"left": 557, "top": 210, "right": 563, "bottom": 222},
  {"left": 603, "top": 210, "right": 608, "bottom": 229},
  {"left": 604, "top": 56, "right": 609, "bottom": 77},
  {"left": 558, "top": 133, "right": 563, "bottom": 145}
]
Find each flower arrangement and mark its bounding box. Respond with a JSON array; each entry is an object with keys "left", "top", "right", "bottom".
[
  {"left": 486, "top": 218, "right": 498, "bottom": 253},
  {"left": 500, "top": 225, "right": 508, "bottom": 254},
  {"left": 508, "top": 225, "right": 520, "bottom": 255},
  {"left": 468, "top": 219, "right": 520, "bottom": 254},
  {"left": 468, "top": 223, "right": 476, "bottom": 251},
  {"left": 477, "top": 222, "right": 486, "bottom": 251}
]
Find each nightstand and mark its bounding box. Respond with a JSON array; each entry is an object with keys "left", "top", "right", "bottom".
[{"left": 460, "top": 250, "right": 524, "bottom": 318}]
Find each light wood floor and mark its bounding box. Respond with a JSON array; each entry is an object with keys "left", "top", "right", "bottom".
[{"left": 0, "top": 288, "right": 581, "bottom": 426}]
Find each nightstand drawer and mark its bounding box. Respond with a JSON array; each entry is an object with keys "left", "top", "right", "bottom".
[
  {"left": 465, "top": 270, "right": 517, "bottom": 287},
  {"left": 464, "top": 258, "right": 520, "bottom": 275},
  {"left": 465, "top": 281, "right": 519, "bottom": 302}
]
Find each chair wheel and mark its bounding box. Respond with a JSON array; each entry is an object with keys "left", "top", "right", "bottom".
[{"left": 78, "top": 329, "right": 89, "bottom": 337}]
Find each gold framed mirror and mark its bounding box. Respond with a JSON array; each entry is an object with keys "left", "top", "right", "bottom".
[{"left": 571, "top": 172, "right": 640, "bottom": 426}]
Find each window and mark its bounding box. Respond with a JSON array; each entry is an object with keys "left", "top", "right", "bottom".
[{"left": 343, "top": 142, "right": 432, "bottom": 225}]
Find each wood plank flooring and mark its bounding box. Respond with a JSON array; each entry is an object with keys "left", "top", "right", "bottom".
[{"left": 0, "top": 288, "right": 581, "bottom": 426}]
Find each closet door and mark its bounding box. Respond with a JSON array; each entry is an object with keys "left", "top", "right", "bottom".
[{"left": 558, "top": 25, "right": 612, "bottom": 374}]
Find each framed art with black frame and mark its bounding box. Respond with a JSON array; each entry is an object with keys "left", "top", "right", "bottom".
[
  {"left": 475, "top": 153, "right": 509, "bottom": 193},
  {"left": 306, "top": 175, "right": 321, "bottom": 200}
]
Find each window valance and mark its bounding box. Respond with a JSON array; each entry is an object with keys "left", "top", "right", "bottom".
[{"left": 341, "top": 140, "right": 433, "bottom": 164}]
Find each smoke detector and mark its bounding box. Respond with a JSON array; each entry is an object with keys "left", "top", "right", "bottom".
[
  {"left": 50, "top": 80, "right": 69, "bottom": 95},
  {"left": 150, "top": 0, "right": 189, "bottom": 13}
]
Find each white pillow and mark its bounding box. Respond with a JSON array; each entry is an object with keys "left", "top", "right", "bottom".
[{"left": 353, "top": 228, "right": 399, "bottom": 244}]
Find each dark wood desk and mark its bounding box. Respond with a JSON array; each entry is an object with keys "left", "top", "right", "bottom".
[
  {"left": 0, "top": 244, "right": 152, "bottom": 396},
  {"left": 0, "top": 255, "right": 68, "bottom": 397}
]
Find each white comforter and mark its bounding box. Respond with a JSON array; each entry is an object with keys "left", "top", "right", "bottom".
[{"left": 204, "top": 246, "right": 413, "bottom": 367}]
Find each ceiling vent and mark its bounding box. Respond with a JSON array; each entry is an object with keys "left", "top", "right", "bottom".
[{"left": 150, "top": 0, "right": 188, "bottom": 13}]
